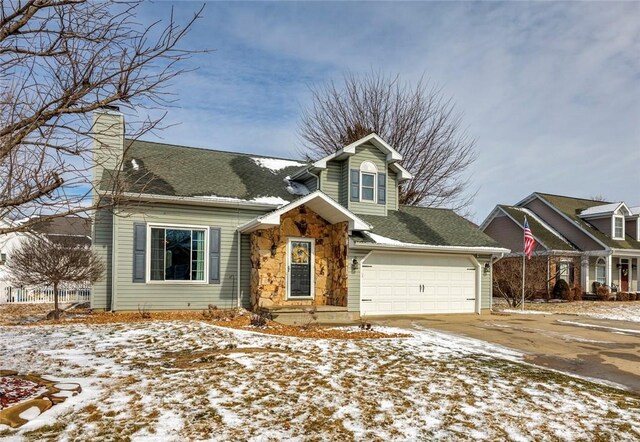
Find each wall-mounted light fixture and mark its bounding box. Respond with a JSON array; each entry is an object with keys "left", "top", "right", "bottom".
[
  {"left": 270, "top": 243, "right": 277, "bottom": 257},
  {"left": 351, "top": 258, "right": 359, "bottom": 271},
  {"left": 483, "top": 262, "right": 491, "bottom": 275}
]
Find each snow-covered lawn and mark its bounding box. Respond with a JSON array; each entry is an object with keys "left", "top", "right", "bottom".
[
  {"left": 1, "top": 321, "right": 639, "bottom": 441},
  {"left": 499, "top": 300, "right": 640, "bottom": 322}
]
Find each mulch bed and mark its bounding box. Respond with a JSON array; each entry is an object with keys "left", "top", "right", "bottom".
[
  {"left": 1, "top": 306, "right": 409, "bottom": 340},
  {"left": 0, "top": 376, "right": 44, "bottom": 410}
]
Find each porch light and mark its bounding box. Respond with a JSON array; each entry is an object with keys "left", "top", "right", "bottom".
[
  {"left": 483, "top": 263, "right": 490, "bottom": 275},
  {"left": 351, "top": 258, "right": 359, "bottom": 271},
  {"left": 270, "top": 243, "right": 277, "bottom": 257}
]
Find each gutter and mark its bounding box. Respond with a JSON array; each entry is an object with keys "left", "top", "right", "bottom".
[
  {"left": 119, "top": 192, "right": 284, "bottom": 211},
  {"left": 350, "top": 241, "right": 510, "bottom": 256}
]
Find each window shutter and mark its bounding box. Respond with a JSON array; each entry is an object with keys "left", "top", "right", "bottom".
[
  {"left": 209, "top": 227, "right": 221, "bottom": 284},
  {"left": 350, "top": 169, "right": 359, "bottom": 202},
  {"left": 378, "top": 173, "right": 386, "bottom": 204},
  {"left": 133, "top": 223, "right": 146, "bottom": 283}
]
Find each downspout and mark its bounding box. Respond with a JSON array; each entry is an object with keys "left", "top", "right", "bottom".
[
  {"left": 110, "top": 211, "right": 118, "bottom": 312},
  {"left": 307, "top": 169, "right": 321, "bottom": 191},
  {"left": 237, "top": 229, "right": 241, "bottom": 309}
]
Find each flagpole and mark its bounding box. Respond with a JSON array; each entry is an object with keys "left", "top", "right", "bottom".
[{"left": 522, "top": 253, "right": 525, "bottom": 311}]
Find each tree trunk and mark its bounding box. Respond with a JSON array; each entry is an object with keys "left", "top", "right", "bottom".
[{"left": 53, "top": 282, "right": 60, "bottom": 320}]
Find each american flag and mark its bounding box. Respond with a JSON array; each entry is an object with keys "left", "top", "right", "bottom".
[{"left": 523, "top": 218, "right": 535, "bottom": 259}]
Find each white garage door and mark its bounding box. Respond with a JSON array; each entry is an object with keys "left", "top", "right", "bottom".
[{"left": 361, "top": 252, "right": 477, "bottom": 316}]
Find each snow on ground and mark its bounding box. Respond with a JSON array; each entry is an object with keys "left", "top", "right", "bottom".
[
  {"left": 499, "top": 301, "right": 640, "bottom": 323},
  {"left": 1, "top": 321, "right": 639, "bottom": 441}
]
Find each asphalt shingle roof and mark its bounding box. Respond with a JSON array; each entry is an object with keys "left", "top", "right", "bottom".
[
  {"left": 535, "top": 193, "right": 640, "bottom": 250},
  {"left": 354, "top": 205, "right": 502, "bottom": 248},
  {"left": 103, "top": 139, "right": 309, "bottom": 202},
  {"left": 497, "top": 205, "right": 575, "bottom": 251}
]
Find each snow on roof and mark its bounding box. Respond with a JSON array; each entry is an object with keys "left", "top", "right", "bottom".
[
  {"left": 251, "top": 157, "right": 305, "bottom": 172},
  {"left": 201, "top": 195, "right": 288, "bottom": 206},
  {"left": 284, "top": 178, "right": 310, "bottom": 196},
  {"left": 579, "top": 203, "right": 622, "bottom": 217},
  {"left": 131, "top": 159, "right": 140, "bottom": 171},
  {"left": 629, "top": 206, "right": 640, "bottom": 216}
]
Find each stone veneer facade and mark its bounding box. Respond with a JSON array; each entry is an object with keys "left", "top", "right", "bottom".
[{"left": 249, "top": 205, "right": 349, "bottom": 309}]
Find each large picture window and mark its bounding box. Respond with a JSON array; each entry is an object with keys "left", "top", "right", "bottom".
[{"left": 150, "top": 227, "right": 206, "bottom": 281}]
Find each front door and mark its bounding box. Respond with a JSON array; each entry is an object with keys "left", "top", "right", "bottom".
[
  {"left": 288, "top": 239, "right": 314, "bottom": 299},
  {"left": 621, "top": 261, "right": 629, "bottom": 292}
]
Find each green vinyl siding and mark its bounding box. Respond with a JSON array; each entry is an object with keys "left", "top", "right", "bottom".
[
  {"left": 479, "top": 256, "right": 492, "bottom": 310},
  {"left": 347, "top": 248, "right": 369, "bottom": 312},
  {"left": 92, "top": 208, "right": 113, "bottom": 309},
  {"left": 347, "top": 144, "right": 388, "bottom": 216},
  {"left": 109, "top": 203, "right": 266, "bottom": 311},
  {"left": 321, "top": 161, "right": 342, "bottom": 202},
  {"left": 387, "top": 170, "right": 398, "bottom": 211},
  {"left": 300, "top": 174, "right": 318, "bottom": 193},
  {"left": 339, "top": 160, "right": 349, "bottom": 206}
]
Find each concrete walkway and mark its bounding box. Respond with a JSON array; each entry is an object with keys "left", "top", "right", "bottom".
[{"left": 372, "top": 312, "right": 640, "bottom": 393}]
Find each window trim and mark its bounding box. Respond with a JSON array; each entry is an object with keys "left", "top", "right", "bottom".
[
  {"left": 612, "top": 215, "right": 625, "bottom": 239},
  {"left": 145, "top": 223, "right": 210, "bottom": 284},
  {"left": 359, "top": 161, "right": 378, "bottom": 204},
  {"left": 595, "top": 257, "right": 606, "bottom": 285},
  {"left": 557, "top": 261, "right": 570, "bottom": 283}
]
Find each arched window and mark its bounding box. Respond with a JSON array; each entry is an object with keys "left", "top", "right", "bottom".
[
  {"left": 595, "top": 257, "right": 606, "bottom": 284},
  {"left": 359, "top": 161, "right": 377, "bottom": 202}
]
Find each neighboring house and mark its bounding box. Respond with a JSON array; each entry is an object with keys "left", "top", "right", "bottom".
[
  {"left": 481, "top": 193, "right": 640, "bottom": 294},
  {"left": 0, "top": 216, "right": 92, "bottom": 279},
  {"left": 92, "top": 108, "right": 508, "bottom": 317},
  {"left": 0, "top": 215, "right": 92, "bottom": 303}
]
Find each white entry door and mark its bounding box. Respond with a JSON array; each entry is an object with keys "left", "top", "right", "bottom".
[{"left": 360, "top": 252, "right": 477, "bottom": 316}]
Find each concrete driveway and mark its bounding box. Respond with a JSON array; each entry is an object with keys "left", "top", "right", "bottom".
[{"left": 371, "top": 312, "right": 640, "bottom": 393}]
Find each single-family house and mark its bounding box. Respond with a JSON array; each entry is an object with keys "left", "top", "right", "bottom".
[
  {"left": 92, "top": 107, "right": 508, "bottom": 318},
  {"left": 481, "top": 193, "right": 640, "bottom": 295}
]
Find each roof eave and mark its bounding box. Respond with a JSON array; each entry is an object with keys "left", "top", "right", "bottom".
[
  {"left": 120, "top": 192, "right": 283, "bottom": 210},
  {"left": 351, "top": 241, "right": 510, "bottom": 255}
]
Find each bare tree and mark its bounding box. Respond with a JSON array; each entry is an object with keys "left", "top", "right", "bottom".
[
  {"left": 0, "top": 0, "right": 205, "bottom": 235},
  {"left": 6, "top": 236, "right": 104, "bottom": 319},
  {"left": 493, "top": 256, "right": 549, "bottom": 308},
  {"left": 298, "top": 71, "right": 477, "bottom": 210}
]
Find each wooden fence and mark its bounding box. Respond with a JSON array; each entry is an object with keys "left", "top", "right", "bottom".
[{"left": 0, "top": 283, "right": 91, "bottom": 304}]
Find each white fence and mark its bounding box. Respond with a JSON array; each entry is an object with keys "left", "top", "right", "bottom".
[{"left": 0, "top": 283, "right": 91, "bottom": 304}]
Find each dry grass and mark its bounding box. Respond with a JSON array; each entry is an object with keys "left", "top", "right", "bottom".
[{"left": 0, "top": 305, "right": 408, "bottom": 339}]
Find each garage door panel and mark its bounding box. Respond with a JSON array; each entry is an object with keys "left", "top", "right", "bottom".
[{"left": 361, "top": 252, "right": 477, "bottom": 316}]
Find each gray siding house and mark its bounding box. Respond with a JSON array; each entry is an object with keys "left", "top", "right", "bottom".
[
  {"left": 92, "top": 108, "right": 507, "bottom": 316},
  {"left": 481, "top": 193, "right": 640, "bottom": 294}
]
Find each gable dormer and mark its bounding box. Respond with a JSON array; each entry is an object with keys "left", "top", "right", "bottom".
[
  {"left": 290, "top": 134, "right": 411, "bottom": 217},
  {"left": 578, "top": 202, "right": 631, "bottom": 240}
]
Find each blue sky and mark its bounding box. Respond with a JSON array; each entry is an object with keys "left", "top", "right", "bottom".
[{"left": 136, "top": 1, "right": 639, "bottom": 222}]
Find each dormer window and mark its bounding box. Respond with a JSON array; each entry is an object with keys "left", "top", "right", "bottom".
[
  {"left": 359, "top": 161, "right": 378, "bottom": 202},
  {"left": 613, "top": 216, "right": 624, "bottom": 239}
]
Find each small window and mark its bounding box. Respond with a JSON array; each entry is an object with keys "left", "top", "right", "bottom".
[
  {"left": 359, "top": 161, "right": 377, "bottom": 203},
  {"left": 613, "top": 216, "right": 624, "bottom": 239},
  {"left": 595, "top": 258, "right": 606, "bottom": 284},
  {"left": 557, "top": 262, "right": 569, "bottom": 283},
  {"left": 0, "top": 253, "right": 6, "bottom": 265},
  {"left": 150, "top": 227, "right": 206, "bottom": 281}
]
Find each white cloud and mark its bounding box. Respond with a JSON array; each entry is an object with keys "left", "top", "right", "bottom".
[{"left": 135, "top": 2, "right": 640, "bottom": 220}]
